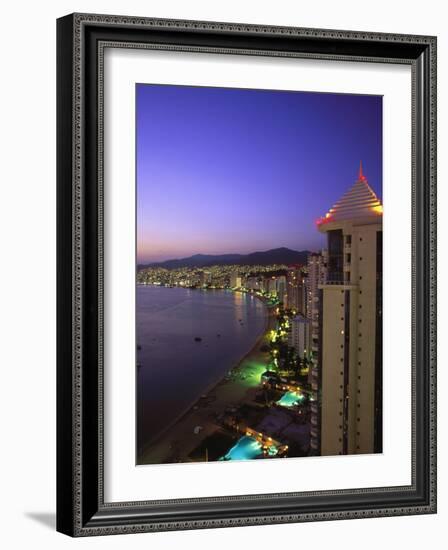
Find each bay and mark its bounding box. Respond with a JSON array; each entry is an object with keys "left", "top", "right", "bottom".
[{"left": 136, "top": 285, "right": 267, "bottom": 450}]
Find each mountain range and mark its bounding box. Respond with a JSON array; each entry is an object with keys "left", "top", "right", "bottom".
[{"left": 139, "top": 247, "right": 310, "bottom": 270}]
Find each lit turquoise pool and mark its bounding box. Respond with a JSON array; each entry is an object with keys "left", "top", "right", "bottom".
[
  {"left": 277, "top": 390, "right": 304, "bottom": 407},
  {"left": 220, "top": 436, "right": 263, "bottom": 461}
]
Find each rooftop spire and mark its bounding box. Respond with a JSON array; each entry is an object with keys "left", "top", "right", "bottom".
[
  {"left": 358, "top": 160, "right": 366, "bottom": 181},
  {"left": 316, "top": 163, "right": 383, "bottom": 229}
]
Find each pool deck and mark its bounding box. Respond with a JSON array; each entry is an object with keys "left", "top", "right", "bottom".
[{"left": 139, "top": 305, "right": 277, "bottom": 465}]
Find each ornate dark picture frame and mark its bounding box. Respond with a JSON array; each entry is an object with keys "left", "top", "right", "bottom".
[{"left": 57, "top": 13, "right": 437, "bottom": 537}]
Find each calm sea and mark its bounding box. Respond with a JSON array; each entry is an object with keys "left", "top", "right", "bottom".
[{"left": 136, "top": 285, "right": 267, "bottom": 449}]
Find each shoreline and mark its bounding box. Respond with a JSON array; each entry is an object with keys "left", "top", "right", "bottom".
[{"left": 138, "top": 293, "right": 276, "bottom": 465}]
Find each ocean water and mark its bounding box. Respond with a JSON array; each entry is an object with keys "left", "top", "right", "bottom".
[{"left": 136, "top": 285, "right": 267, "bottom": 451}]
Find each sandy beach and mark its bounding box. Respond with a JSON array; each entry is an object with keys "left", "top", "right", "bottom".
[{"left": 139, "top": 299, "right": 277, "bottom": 465}]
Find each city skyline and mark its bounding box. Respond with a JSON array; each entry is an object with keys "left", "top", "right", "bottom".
[{"left": 136, "top": 84, "right": 382, "bottom": 264}]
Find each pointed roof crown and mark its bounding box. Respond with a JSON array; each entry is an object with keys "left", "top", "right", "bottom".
[
  {"left": 316, "top": 163, "right": 382, "bottom": 228},
  {"left": 358, "top": 160, "right": 366, "bottom": 181}
]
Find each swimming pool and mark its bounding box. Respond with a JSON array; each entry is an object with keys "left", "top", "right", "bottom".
[
  {"left": 276, "top": 390, "right": 304, "bottom": 408},
  {"left": 220, "top": 436, "right": 263, "bottom": 460}
]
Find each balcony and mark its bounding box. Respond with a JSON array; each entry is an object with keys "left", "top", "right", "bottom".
[{"left": 321, "top": 279, "right": 358, "bottom": 289}]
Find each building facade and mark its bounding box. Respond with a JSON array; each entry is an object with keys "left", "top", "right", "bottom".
[
  {"left": 245, "top": 276, "right": 262, "bottom": 291},
  {"left": 229, "top": 272, "right": 242, "bottom": 289},
  {"left": 276, "top": 275, "right": 287, "bottom": 305},
  {"left": 199, "top": 270, "right": 212, "bottom": 287},
  {"left": 306, "top": 251, "right": 327, "bottom": 454},
  {"left": 288, "top": 315, "right": 310, "bottom": 359},
  {"left": 286, "top": 267, "right": 307, "bottom": 314},
  {"left": 316, "top": 164, "right": 383, "bottom": 456}
]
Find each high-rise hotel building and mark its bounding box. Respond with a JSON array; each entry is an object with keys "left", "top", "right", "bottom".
[
  {"left": 307, "top": 251, "right": 327, "bottom": 454},
  {"left": 286, "top": 267, "right": 307, "bottom": 314},
  {"left": 316, "top": 164, "right": 383, "bottom": 456},
  {"left": 288, "top": 315, "right": 310, "bottom": 360},
  {"left": 307, "top": 252, "right": 328, "bottom": 334}
]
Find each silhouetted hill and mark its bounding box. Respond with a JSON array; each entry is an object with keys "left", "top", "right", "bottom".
[
  {"left": 139, "top": 248, "right": 310, "bottom": 269},
  {"left": 142, "top": 253, "right": 242, "bottom": 270},
  {"left": 242, "top": 247, "right": 309, "bottom": 266}
]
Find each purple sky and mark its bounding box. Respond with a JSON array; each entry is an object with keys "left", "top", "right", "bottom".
[{"left": 136, "top": 84, "right": 382, "bottom": 264}]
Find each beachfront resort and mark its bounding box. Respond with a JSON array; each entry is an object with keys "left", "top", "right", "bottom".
[
  {"left": 137, "top": 166, "right": 383, "bottom": 464},
  {"left": 137, "top": 259, "right": 319, "bottom": 463}
]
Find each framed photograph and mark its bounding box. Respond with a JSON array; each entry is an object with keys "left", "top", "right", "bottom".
[{"left": 57, "top": 13, "right": 437, "bottom": 536}]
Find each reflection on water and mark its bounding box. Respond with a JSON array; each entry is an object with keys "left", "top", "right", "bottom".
[
  {"left": 233, "top": 290, "right": 244, "bottom": 321},
  {"left": 136, "top": 286, "right": 267, "bottom": 455}
]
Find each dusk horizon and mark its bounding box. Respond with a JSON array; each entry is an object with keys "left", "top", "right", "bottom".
[
  {"left": 139, "top": 246, "right": 316, "bottom": 265},
  {"left": 138, "top": 245, "right": 315, "bottom": 267},
  {"left": 136, "top": 84, "right": 382, "bottom": 264},
  {"left": 136, "top": 83, "right": 383, "bottom": 465}
]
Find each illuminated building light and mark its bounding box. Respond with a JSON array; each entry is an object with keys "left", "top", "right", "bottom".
[
  {"left": 371, "top": 204, "right": 383, "bottom": 214},
  {"left": 268, "top": 446, "right": 278, "bottom": 456}
]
